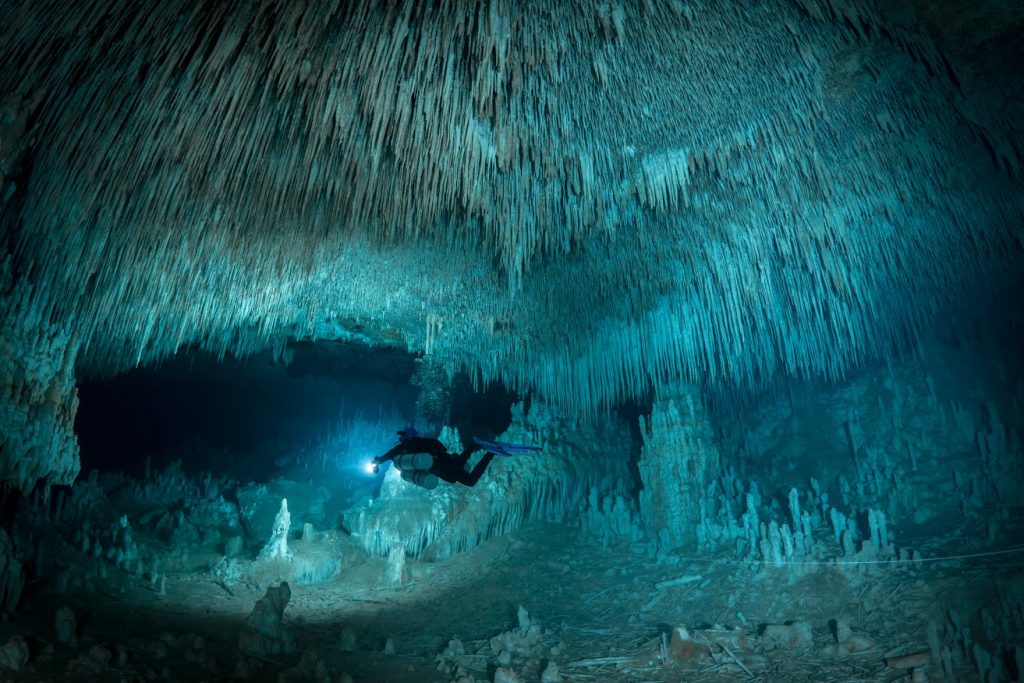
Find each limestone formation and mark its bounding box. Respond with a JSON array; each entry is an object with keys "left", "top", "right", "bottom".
[
  {"left": 54, "top": 606, "right": 76, "bottom": 646},
  {"left": 238, "top": 582, "right": 296, "bottom": 657},
  {"left": 761, "top": 622, "right": 814, "bottom": 650},
  {"left": 0, "top": 530, "right": 24, "bottom": 615},
  {"left": 0, "top": 636, "right": 29, "bottom": 671},
  {"left": 2, "top": 0, "right": 1021, "bottom": 487},
  {"left": 383, "top": 546, "right": 409, "bottom": 587},
  {"left": 258, "top": 498, "right": 292, "bottom": 562},
  {"left": 0, "top": 5, "right": 1020, "bottom": 678},
  {"left": 638, "top": 383, "right": 720, "bottom": 550}
]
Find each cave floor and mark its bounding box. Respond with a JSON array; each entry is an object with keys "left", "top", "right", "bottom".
[{"left": 2, "top": 520, "right": 1012, "bottom": 682}]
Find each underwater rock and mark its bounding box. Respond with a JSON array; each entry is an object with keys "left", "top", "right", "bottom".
[
  {"left": 540, "top": 660, "right": 562, "bottom": 683},
  {"left": 55, "top": 605, "right": 77, "bottom": 645},
  {"left": 435, "top": 637, "right": 490, "bottom": 680},
  {"left": 489, "top": 608, "right": 543, "bottom": 661},
  {"left": 283, "top": 537, "right": 350, "bottom": 586},
  {"left": 0, "top": 306, "right": 79, "bottom": 488},
  {"left": 438, "top": 425, "right": 463, "bottom": 456},
  {"left": 258, "top": 498, "right": 292, "bottom": 561},
  {"left": 384, "top": 545, "right": 409, "bottom": 586},
  {"left": 278, "top": 648, "right": 331, "bottom": 683},
  {"left": 582, "top": 487, "right": 644, "bottom": 545},
  {"left": 0, "top": 529, "right": 25, "bottom": 615},
  {"left": 88, "top": 644, "right": 112, "bottom": 665},
  {"left": 821, "top": 622, "right": 879, "bottom": 656},
  {"left": 886, "top": 651, "right": 931, "bottom": 669},
  {"left": 761, "top": 622, "right": 814, "bottom": 650},
  {"left": 233, "top": 655, "right": 262, "bottom": 680},
  {"left": 238, "top": 581, "right": 296, "bottom": 656},
  {"left": 107, "top": 513, "right": 142, "bottom": 573},
  {"left": 841, "top": 634, "right": 877, "bottom": 653},
  {"left": 224, "top": 535, "right": 244, "bottom": 558},
  {"left": 338, "top": 627, "right": 358, "bottom": 652},
  {"left": 669, "top": 626, "right": 710, "bottom": 662},
  {"left": 493, "top": 667, "right": 520, "bottom": 683},
  {"left": 831, "top": 617, "right": 852, "bottom": 644},
  {"left": 0, "top": 636, "right": 29, "bottom": 671}
]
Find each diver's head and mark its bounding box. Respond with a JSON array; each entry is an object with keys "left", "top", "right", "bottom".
[{"left": 397, "top": 426, "right": 418, "bottom": 442}]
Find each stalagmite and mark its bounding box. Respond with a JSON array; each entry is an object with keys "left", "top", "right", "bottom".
[
  {"left": 383, "top": 546, "right": 409, "bottom": 587},
  {"left": 54, "top": 606, "right": 77, "bottom": 646},
  {"left": 258, "top": 498, "right": 292, "bottom": 562},
  {"left": 238, "top": 582, "right": 296, "bottom": 657},
  {"left": 638, "top": 383, "right": 720, "bottom": 551}
]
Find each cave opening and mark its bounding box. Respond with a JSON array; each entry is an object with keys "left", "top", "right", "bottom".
[
  {"left": 74, "top": 342, "right": 414, "bottom": 484},
  {"left": 73, "top": 340, "right": 520, "bottom": 497}
]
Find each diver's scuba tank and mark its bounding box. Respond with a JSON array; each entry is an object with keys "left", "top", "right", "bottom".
[
  {"left": 393, "top": 452, "right": 438, "bottom": 489},
  {"left": 393, "top": 453, "right": 434, "bottom": 471},
  {"left": 400, "top": 469, "right": 439, "bottom": 490}
]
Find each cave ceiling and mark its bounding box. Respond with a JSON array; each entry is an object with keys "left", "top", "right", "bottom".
[{"left": 1, "top": 0, "right": 1021, "bottom": 419}]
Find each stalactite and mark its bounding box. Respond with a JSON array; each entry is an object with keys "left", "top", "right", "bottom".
[{"left": 1, "top": 0, "right": 1022, "bottom": 483}]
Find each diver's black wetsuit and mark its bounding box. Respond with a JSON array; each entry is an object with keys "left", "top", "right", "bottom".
[{"left": 373, "top": 436, "right": 495, "bottom": 487}]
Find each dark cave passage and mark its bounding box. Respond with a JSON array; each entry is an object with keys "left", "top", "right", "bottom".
[
  {"left": 73, "top": 341, "right": 521, "bottom": 488},
  {"left": 74, "top": 344, "right": 418, "bottom": 482}
]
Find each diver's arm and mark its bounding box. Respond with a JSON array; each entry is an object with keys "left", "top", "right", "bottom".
[{"left": 372, "top": 443, "right": 407, "bottom": 470}]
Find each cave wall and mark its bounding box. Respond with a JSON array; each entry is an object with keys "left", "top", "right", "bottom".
[
  {"left": 0, "top": 273, "right": 80, "bottom": 487},
  {"left": 712, "top": 340, "right": 1024, "bottom": 543}
]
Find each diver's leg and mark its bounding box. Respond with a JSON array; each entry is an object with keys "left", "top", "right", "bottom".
[
  {"left": 454, "top": 445, "right": 481, "bottom": 467},
  {"left": 456, "top": 452, "right": 495, "bottom": 486}
]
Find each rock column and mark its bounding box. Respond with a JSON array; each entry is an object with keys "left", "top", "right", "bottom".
[{"left": 638, "top": 382, "right": 720, "bottom": 550}]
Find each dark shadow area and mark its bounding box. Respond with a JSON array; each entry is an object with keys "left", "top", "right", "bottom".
[
  {"left": 615, "top": 396, "right": 651, "bottom": 501},
  {"left": 74, "top": 341, "right": 520, "bottom": 486},
  {"left": 74, "top": 342, "right": 419, "bottom": 482},
  {"left": 448, "top": 373, "right": 517, "bottom": 444}
]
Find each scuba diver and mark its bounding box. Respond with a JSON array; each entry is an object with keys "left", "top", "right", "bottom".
[{"left": 368, "top": 427, "right": 540, "bottom": 489}]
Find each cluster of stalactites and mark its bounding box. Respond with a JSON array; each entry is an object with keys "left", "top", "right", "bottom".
[{"left": 0, "top": 0, "right": 1021, "bottom": 423}]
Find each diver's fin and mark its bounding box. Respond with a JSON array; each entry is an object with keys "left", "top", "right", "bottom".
[
  {"left": 491, "top": 440, "right": 542, "bottom": 452},
  {"left": 472, "top": 437, "right": 542, "bottom": 456}
]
